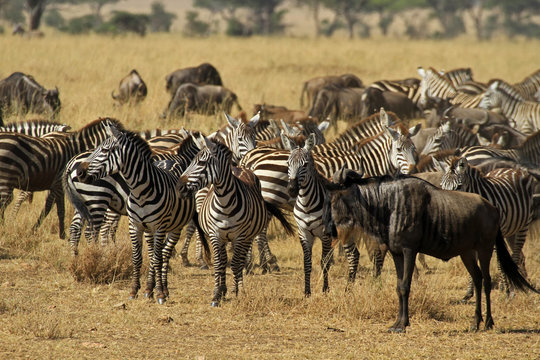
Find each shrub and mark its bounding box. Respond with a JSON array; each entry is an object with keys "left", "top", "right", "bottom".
[
  {"left": 69, "top": 242, "right": 132, "bottom": 284},
  {"left": 44, "top": 8, "right": 65, "bottom": 29}
]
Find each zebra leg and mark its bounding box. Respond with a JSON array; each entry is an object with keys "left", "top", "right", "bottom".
[
  {"left": 210, "top": 239, "right": 228, "bottom": 306},
  {"left": 244, "top": 240, "right": 254, "bottom": 275},
  {"left": 32, "top": 190, "right": 56, "bottom": 233},
  {"left": 144, "top": 232, "right": 156, "bottom": 298},
  {"left": 510, "top": 229, "right": 529, "bottom": 279},
  {"left": 343, "top": 241, "right": 360, "bottom": 284},
  {"left": 69, "top": 211, "right": 84, "bottom": 256},
  {"left": 161, "top": 230, "right": 182, "bottom": 298},
  {"left": 255, "top": 215, "right": 280, "bottom": 274},
  {"left": 321, "top": 235, "right": 333, "bottom": 293},
  {"left": 99, "top": 210, "right": 121, "bottom": 246},
  {"left": 0, "top": 189, "right": 14, "bottom": 224},
  {"left": 10, "top": 191, "right": 32, "bottom": 217},
  {"left": 128, "top": 224, "right": 144, "bottom": 300},
  {"left": 299, "top": 231, "right": 315, "bottom": 297},
  {"left": 179, "top": 219, "right": 196, "bottom": 267},
  {"left": 151, "top": 232, "right": 167, "bottom": 304},
  {"left": 230, "top": 237, "right": 251, "bottom": 296},
  {"left": 195, "top": 232, "right": 208, "bottom": 269}
]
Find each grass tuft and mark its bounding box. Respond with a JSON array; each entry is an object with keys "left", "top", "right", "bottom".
[{"left": 69, "top": 242, "right": 132, "bottom": 284}]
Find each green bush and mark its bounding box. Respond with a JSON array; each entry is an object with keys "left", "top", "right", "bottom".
[
  {"left": 183, "top": 10, "right": 210, "bottom": 37},
  {"left": 44, "top": 9, "right": 65, "bottom": 29},
  {"left": 62, "top": 15, "right": 97, "bottom": 34},
  {"left": 109, "top": 11, "right": 149, "bottom": 36}
]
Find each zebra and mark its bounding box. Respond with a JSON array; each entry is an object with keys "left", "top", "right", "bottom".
[
  {"left": 513, "top": 69, "right": 540, "bottom": 100},
  {"left": 282, "top": 132, "right": 351, "bottom": 295},
  {"left": 441, "top": 157, "right": 536, "bottom": 298},
  {"left": 177, "top": 134, "right": 293, "bottom": 306},
  {"left": 441, "top": 67, "right": 473, "bottom": 88},
  {"left": 0, "top": 117, "right": 123, "bottom": 238},
  {"left": 65, "top": 133, "right": 202, "bottom": 256},
  {"left": 479, "top": 80, "right": 540, "bottom": 134},
  {"left": 240, "top": 113, "right": 420, "bottom": 276},
  {"left": 367, "top": 78, "right": 422, "bottom": 108},
  {"left": 420, "top": 120, "right": 480, "bottom": 157},
  {"left": 0, "top": 119, "right": 70, "bottom": 135},
  {"left": 417, "top": 67, "right": 485, "bottom": 109},
  {"left": 76, "top": 120, "right": 203, "bottom": 304}
]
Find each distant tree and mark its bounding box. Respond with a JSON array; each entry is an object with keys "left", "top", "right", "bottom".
[
  {"left": 494, "top": 0, "right": 540, "bottom": 38},
  {"left": 25, "top": 0, "right": 46, "bottom": 30},
  {"left": 109, "top": 11, "right": 149, "bottom": 36},
  {"left": 183, "top": 10, "right": 210, "bottom": 36},
  {"left": 320, "top": 0, "right": 369, "bottom": 39},
  {"left": 295, "top": 0, "right": 322, "bottom": 36},
  {"left": 44, "top": 7, "right": 65, "bottom": 28},
  {"left": 149, "top": 1, "right": 176, "bottom": 32},
  {"left": 0, "top": 0, "right": 24, "bottom": 25}
]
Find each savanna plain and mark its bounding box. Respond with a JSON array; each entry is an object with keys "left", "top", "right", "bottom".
[{"left": 0, "top": 34, "right": 539, "bottom": 359}]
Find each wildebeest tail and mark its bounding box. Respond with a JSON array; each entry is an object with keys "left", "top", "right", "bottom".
[
  {"left": 111, "top": 90, "right": 119, "bottom": 100},
  {"left": 495, "top": 229, "right": 539, "bottom": 294},
  {"left": 322, "top": 194, "right": 337, "bottom": 239},
  {"left": 264, "top": 201, "right": 294, "bottom": 235},
  {"left": 191, "top": 211, "right": 212, "bottom": 266},
  {"left": 300, "top": 82, "right": 308, "bottom": 108}
]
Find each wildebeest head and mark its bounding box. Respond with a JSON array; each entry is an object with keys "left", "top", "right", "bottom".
[
  {"left": 43, "top": 87, "right": 61, "bottom": 115},
  {"left": 283, "top": 132, "right": 317, "bottom": 198}
]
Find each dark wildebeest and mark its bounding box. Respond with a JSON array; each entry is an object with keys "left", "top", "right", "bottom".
[
  {"left": 325, "top": 169, "right": 538, "bottom": 332},
  {"left": 0, "top": 72, "right": 60, "bottom": 124},
  {"left": 163, "top": 83, "right": 242, "bottom": 118},
  {"left": 165, "top": 63, "right": 223, "bottom": 95},
  {"left": 308, "top": 85, "right": 364, "bottom": 129},
  {"left": 424, "top": 97, "right": 507, "bottom": 128},
  {"left": 300, "top": 74, "right": 363, "bottom": 110},
  {"left": 111, "top": 69, "right": 147, "bottom": 106},
  {"left": 361, "top": 87, "right": 420, "bottom": 120}
]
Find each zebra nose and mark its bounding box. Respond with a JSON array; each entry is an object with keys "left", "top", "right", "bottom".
[{"left": 76, "top": 162, "right": 89, "bottom": 181}]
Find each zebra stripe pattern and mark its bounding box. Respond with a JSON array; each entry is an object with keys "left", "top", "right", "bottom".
[
  {"left": 0, "top": 117, "right": 123, "bottom": 238},
  {"left": 0, "top": 119, "right": 70, "bottom": 135},
  {"left": 177, "top": 136, "right": 273, "bottom": 306},
  {"left": 76, "top": 120, "right": 198, "bottom": 303},
  {"left": 420, "top": 121, "right": 480, "bottom": 157}
]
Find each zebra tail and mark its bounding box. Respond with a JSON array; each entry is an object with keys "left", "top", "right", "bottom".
[
  {"left": 300, "top": 82, "right": 307, "bottom": 108},
  {"left": 62, "top": 171, "right": 94, "bottom": 229},
  {"left": 191, "top": 211, "right": 212, "bottom": 266},
  {"left": 495, "top": 229, "right": 539, "bottom": 294},
  {"left": 264, "top": 201, "right": 294, "bottom": 236}
]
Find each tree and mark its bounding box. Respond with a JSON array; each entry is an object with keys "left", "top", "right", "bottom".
[
  {"left": 25, "top": 0, "right": 46, "bottom": 30},
  {"left": 320, "top": 0, "right": 368, "bottom": 39},
  {"left": 0, "top": 0, "right": 24, "bottom": 25},
  {"left": 494, "top": 0, "right": 540, "bottom": 38},
  {"left": 149, "top": 1, "right": 176, "bottom": 32},
  {"left": 295, "top": 0, "right": 322, "bottom": 36}
]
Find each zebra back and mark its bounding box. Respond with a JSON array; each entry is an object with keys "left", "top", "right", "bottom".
[
  {"left": 513, "top": 69, "right": 540, "bottom": 100},
  {"left": 0, "top": 119, "right": 70, "bottom": 136}
]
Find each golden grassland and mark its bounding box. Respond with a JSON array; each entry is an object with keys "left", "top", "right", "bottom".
[{"left": 0, "top": 34, "right": 540, "bottom": 359}]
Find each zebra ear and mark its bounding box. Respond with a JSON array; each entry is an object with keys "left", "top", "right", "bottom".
[
  {"left": 248, "top": 112, "right": 260, "bottom": 128},
  {"left": 104, "top": 119, "right": 121, "bottom": 138},
  {"left": 269, "top": 119, "right": 280, "bottom": 136},
  {"left": 280, "top": 119, "right": 296, "bottom": 136},
  {"left": 318, "top": 120, "right": 330, "bottom": 132},
  {"left": 489, "top": 81, "right": 498, "bottom": 91},
  {"left": 224, "top": 112, "right": 239, "bottom": 128},
  {"left": 379, "top": 107, "right": 388, "bottom": 127},
  {"left": 385, "top": 126, "right": 399, "bottom": 140},
  {"left": 441, "top": 121, "right": 451, "bottom": 133},
  {"left": 280, "top": 132, "right": 296, "bottom": 150},
  {"left": 304, "top": 133, "right": 316, "bottom": 152},
  {"left": 408, "top": 123, "right": 421, "bottom": 137},
  {"left": 193, "top": 133, "right": 206, "bottom": 150},
  {"left": 417, "top": 67, "right": 426, "bottom": 78}
]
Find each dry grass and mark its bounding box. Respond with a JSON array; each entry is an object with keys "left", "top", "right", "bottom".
[
  {"left": 0, "top": 33, "right": 539, "bottom": 359},
  {"left": 69, "top": 242, "right": 132, "bottom": 284}
]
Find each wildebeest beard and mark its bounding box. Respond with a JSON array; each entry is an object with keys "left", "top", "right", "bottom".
[{"left": 287, "top": 177, "right": 299, "bottom": 197}]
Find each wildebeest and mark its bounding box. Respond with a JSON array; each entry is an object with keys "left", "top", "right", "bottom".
[
  {"left": 0, "top": 72, "right": 60, "bottom": 124},
  {"left": 326, "top": 169, "right": 538, "bottom": 332},
  {"left": 361, "top": 87, "right": 420, "bottom": 120},
  {"left": 252, "top": 103, "right": 307, "bottom": 123},
  {"left": 308, "top": 85, "right": 365, "bottom": 128},
  {"left": 162, "top": 83, "right": 242, "bottom": 118},
  {"left": 111, "top": 69, "right": 147, "bottom": 105},
  {"left": 300, "top": 74, "right": 363, "bottom": 109},
  {"left": 165, "top": 63, "right": 223, "bottom": 95}
]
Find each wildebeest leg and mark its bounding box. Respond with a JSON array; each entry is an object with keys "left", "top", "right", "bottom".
[
  {"left": 211, "top": 239, "right": 228, "bottom": 307},
  {"left": 299, "top": 231, "right": 315, "bottom": 296},
  {"left": 460, "top": 250, "right": 483, "bottom": 331},
  {"left": 389, "top": 251, "right": 405, "bottom": 332},
  {"left": 462, "top": 252, "right": 479, "bottom": 302},
  {"left": 230, "top": 237, "right": 250, "bottom": 296},
  {"left": 161, "top": 230, "right": 182, "bottom": 299},
  {"left": 343, "top": 241, "right": 359, "bottom": 284},
  {"left": 477, "top": 248, "right": 494, "bottom": 330},
  {"left": 55, "top": 189, "right": 66, "bottom": 239},
  {"left": 321, "top": 235, "right": 333, "bottom": 293},
  {"left": 390, "top": 248, "right": 416, "bottom": 332}
]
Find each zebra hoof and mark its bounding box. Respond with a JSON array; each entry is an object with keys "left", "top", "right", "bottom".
[
  {"left": 210, "top": 301, "right": 220, "bottom": 307},
  {"left": 144, "top": 291, "right": 153, "bottom": 299},
  {"left": 128, "top": 295, "right": 137, "bottom": 300},
  {"left": 157, "top": 297, "right": 166, "bottom": 305}
]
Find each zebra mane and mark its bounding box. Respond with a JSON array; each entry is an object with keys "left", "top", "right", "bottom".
[
  {"left": 428, "top": 67, "right": 456, "bottom": 90},
  {"left": 332, "top": 111, "right": 400, "bottom": 142},
  {"left": 0, "top": 119, "right": 68, "bottom": 129},
  {"left": 492, "top": 79, "right": 526, "bottom": 101},
  {"left": 416, "top": 148, "right": 457, "bottom": 172},
  {"left": 119, "top": 128, "right": 155, "bottom": 159},
  {"left": 353, "top": 122, "right": 410, "bottom": 150},
  {"left": 517, "top": 130, "right": 540, "bottom": 152},
  {"left": 80, "top": 117, "right": 125, "bottom": 132}
]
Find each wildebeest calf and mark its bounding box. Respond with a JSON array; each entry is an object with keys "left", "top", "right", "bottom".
[
  {"left": 326, "top": 170, "right": 538, "bottom": 332},
  {"left": 111, "top": 69, "right": 147, "bottom": 105}
]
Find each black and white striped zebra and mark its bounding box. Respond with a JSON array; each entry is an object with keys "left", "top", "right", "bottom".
[
  {"left": 441, "top": 157, "right": 536, "bottom": 297},
  {"left": 367, "top": 78, "right": 422, "bottom": 107},
  {"left": 513, "top": 69, "right": 540, "bottom": 100},
  {"left": 420, "top": 120, "right": 480, "bottom": 157},
  {"left": 479, "top": 80, "right": 540, "bottom": 134},
  {"left": 65, "top": 133, "right": 202, "bottom": 256},
  {"left": 417, "top": 67, "right": 485, "bottom": 109},
  {"left": 177, "top": 135, "right": 292, "bottom": 306},
  {"left": 76, "top": 120, "right": 202, "bottom": 304},
  {"left": 0, "top": 118, "right": 123, "bottom": 238},
  {"left": 282, "top": 133, "right": 346, "bottom": 295},
  {"left": 0, "top": 119, "right": 70, "bottom": 135}
]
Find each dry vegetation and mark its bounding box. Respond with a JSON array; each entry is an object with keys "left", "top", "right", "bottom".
[{"left": 0, "top": 33, "right": 539, "bottom": 359}]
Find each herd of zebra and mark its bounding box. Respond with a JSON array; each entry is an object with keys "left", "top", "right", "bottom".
[{"left": 1, "top": 64, "right": 540, "bottom": 331}]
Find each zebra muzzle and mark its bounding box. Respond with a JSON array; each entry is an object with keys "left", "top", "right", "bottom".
[
  {"left": 76, "top": 162, "right": 91, "bottom": 183},
  {"left": 287, "top": 178, "right": 299, "bottom": 197}
]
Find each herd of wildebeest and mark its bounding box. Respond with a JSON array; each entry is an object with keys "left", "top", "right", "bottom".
[{"left": 1, "top": 62, "right": 540, "bottom": 332}]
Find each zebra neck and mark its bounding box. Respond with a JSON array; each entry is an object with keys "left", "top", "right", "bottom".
[{"left": 209, "top": 169, "right": 236, "bottom": 199}]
